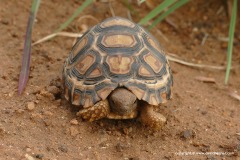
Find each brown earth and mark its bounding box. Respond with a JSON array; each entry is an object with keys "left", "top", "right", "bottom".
[{"left": 0, "top": 0, "right": 240, "bottom": 160}]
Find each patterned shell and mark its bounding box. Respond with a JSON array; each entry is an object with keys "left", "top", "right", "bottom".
[{"left": 63, "top": 17, "right": 173, "bottom": 108}]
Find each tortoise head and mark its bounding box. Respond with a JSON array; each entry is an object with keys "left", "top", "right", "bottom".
[{"left": 108, "top": 88, "right": 138, "bottom": 116}]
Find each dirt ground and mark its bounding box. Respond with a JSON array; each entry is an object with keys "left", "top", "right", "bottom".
[{"left": 0, "top": 0, "right": 240, "bottom": 160}]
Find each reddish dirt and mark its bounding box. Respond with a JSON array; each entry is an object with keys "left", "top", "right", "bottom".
[{"left": 0, "top": 0, "right": 240, "bottom": 160}]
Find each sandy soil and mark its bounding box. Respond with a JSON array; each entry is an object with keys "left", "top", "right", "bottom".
[{"left": 0, "top": 0, "right": 240, "bottom": 160}]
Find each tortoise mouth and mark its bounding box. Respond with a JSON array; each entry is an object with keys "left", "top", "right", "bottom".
[{"left": 108, "top": 87, "right": 138, "bottom": 116}]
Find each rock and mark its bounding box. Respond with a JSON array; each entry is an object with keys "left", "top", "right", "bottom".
[
  {"left": 30, "top": 113, "right": 43, "bottom": 120},
  {"left": 200, "top": 144, "right": 210, "bottom": 152},
  {"left": 49, "top": 77, "right": 62, "bottom": 88},
  {"left": 98, "top": 129, "right": 106, "bottom": 135},
  {"left": 0, "top": 123, "right": 5, "bottom": 134},
  {"left": 44, "top": 119, "right": 52, "bottom": 126},
  {"left": 192, "top": 27, "right": 199, "bottom": 32},
  {"left": 221, "top": 41, "right": 228, "bottom": 49},
  {"left": 58, "top": 145, "right": 68, "bottom": 153},
  {"left": 99, "top": 122, "right": 104, "bottom": 127},
  {"left": 99, "top": 140, "right": 109, "bottom": 148},
  {"left": 115, "top": 143, "right": 124, "bottom": 152},
  {"left": 25, "top": 154, "right": 35, "bottom": 160},
  {"left": 115, "top": 131, "right": 122, "bottom": 137},
  {"left": 201, "top": 111, "right": 207, "bottom": 115},
  {"left": 35, "top": 154, "right": 44, "bottom": 159},
  {"left": 115, "top": 143, "right": 129, "bottom": 152},
  {"left": 43, "top": 111, "right": 53, "bottom": 116},
  {"left": 123, "top": 127, "right": 133, "bottom": 135},
  {"left": 39, "top": 90, "right": 55, "bottom": 100},
  {"left": 26, "top": 102, "right": 35, "bottom": 111},
  {"left": 47, "top": 86, "right": 60, "bottom": 96},
  {"left": 16, "top": 109, "right": 25, "bottom": 114},
  {"left": 69, "top": 126, "right": 79, "bottom": 136},
  {"left": 129, "top": 157, "right": 140, "bottom": 160},
  {"left": 70, "top": 119, "right": 79, "bottom": 125},
  {"left": 181, "top": 129, "right": 195, "bottom": 139},
  {"left": 54, "top": 99, "right": 61, "bottom": 106},
  {"left": 26, "top": 148, "right": 32, "bottom": 152},
  {"left": 36, "top": 94, "right": 44, "bottom": 100},
  {"left": 1, "top": 19, "right": 9, "bottom": 25}
]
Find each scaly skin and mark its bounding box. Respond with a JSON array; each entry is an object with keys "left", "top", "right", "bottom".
[
  {"left": 140, "top": 103, "right": 167, "bottom": 130},
  {"left": 77, "top": 88, "right": 167, "bottom": 130},
  {"left": 76, "top": 100, "right": 110, "bottom": 122}
]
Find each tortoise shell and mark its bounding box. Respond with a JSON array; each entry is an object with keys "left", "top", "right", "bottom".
[{"left": 63, "top": 17, "right": 173, "bottom": 108}]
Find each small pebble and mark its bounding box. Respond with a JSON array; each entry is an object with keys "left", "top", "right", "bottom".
[
  {"left": 99, "top": 122, "right": 104, "bottom": 127},
  {"left": 58, "top": 145, "right": 68, "bottom": 153},
  {"left": 25, "top": 154, "right": 35, "bottom": 160},
  {"left": 16, "top": 109, "right": 25, "bottom": 114},
  {"left": 44, "top": 120, "right": 52, "bottom": 126},
  {"left": 181, "top": 129, "right": 195, "bottom": 139},
  {"left": 123, "top": 127, "right": 132, "bottom": 135},
  {"left": 26, "top": 148, "right": 32, "bottom": 152},
  {"left": 200, "top": 145, "right": 210, "bottom": 152},
  {"left": 192, "top": 27, "right": 199, "bottom": 32},
  {"left": 99, "top": 141, "right": 109, "bottom": 148},
  {"left": 116, "top": 143, "right": 124, "bottom": 152},
  {"left": 36, "top": 94, "right": 43, "bottom": 100},
  {"left": 129, "top": 157, "right": 140, "bottom": 160},
  {"left": 221, "top": 42, "right": 228, "bottom": 49},
  {"left": 39, "top": 90, "right": 55, "bottom": 100},
  {"left": 0, "top": 124, "right": 5, "bottom": 134},
  {"left": 30, "top": 113, "right": 43, "bottom": 119},
  {"left": 35, "top": 154, "right": 44, "bottom": 159},
  {"left": 43, "top": 111, "right": 53, "bottom": 116},
  {"left": 70, "top": 119, "right": 79, "bottom": 125},
  {"left": 47, "top": 86, "right": 60, "bottom": 95},
  {"left": 54, "top": 99, "right": 61, "bottom": 106},
  {"left": 115, "top": 143, "right": 128, "bottom": 152},
  {"left": 115, "top": 131, "right": 122, "bottom": 137},
  {"left": 201, "top": 111, "right": 207, "bottom": 115},
  {"left": 35, "top": 100, "right": 40, "bottom": 104},
  {"left": 26, "top": 102, "right": 35, "bottom": 111},
  {"left": 1, "top": 20, "right": 9, "bottom": 25},
  {"left": 203, "top": 15, "right": 208, "bottom": 21},
  {"left": 69, "top": 126, "right": 79, "bottom": 136}
]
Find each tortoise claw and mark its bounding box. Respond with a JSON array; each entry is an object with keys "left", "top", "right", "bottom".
[
  {"left": 140, "top": 104, "right": 166, "bottom": 130},
  {"left": 77, "top": 100, "right": 110, "bottom": 122}
]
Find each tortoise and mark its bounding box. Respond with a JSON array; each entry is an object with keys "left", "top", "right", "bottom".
[{"left": 62, "top": 17, "right": 173, "bottom": 130}]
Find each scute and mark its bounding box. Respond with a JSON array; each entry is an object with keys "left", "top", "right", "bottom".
[
  {"left": 100, "top": 17, "right": 135, "bottom": 28},
  {"left": 75, "top": 54, "right": 95, "bottom": 74},
  {"left": 106, "top": 55, "right": 134, "bottom": 74},
  {"left": 138, "top": 65, "right": 152, "bottom": 77},
  {"left": 143, "top": 52, "right": 163, "bottom": 73},
  {"left": 63, "top": 17, "right": 173, "bottom": 108},
  {"left": 87, "top": 67, "right": 102, "bottom": 78},
  {"left": 147, "top": 36, "right": 164, "bottom": 54},
  {"left": 102, "top": 34, "right": 136, "bottom": 48},
  {"left": 72, "top": 37, "right": 87, "bottom": 58}
]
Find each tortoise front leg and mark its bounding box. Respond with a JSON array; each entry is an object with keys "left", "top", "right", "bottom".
[
  {"left": 140, "top": 103, "right": 166, "bottom": 130},
  {"left": 77, "top": 100, "right": 110, "bottom": 122}
]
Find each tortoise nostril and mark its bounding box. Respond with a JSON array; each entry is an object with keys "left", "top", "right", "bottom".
[{"left": 134, "top": 99, "right": 137, "bottom": 104}]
